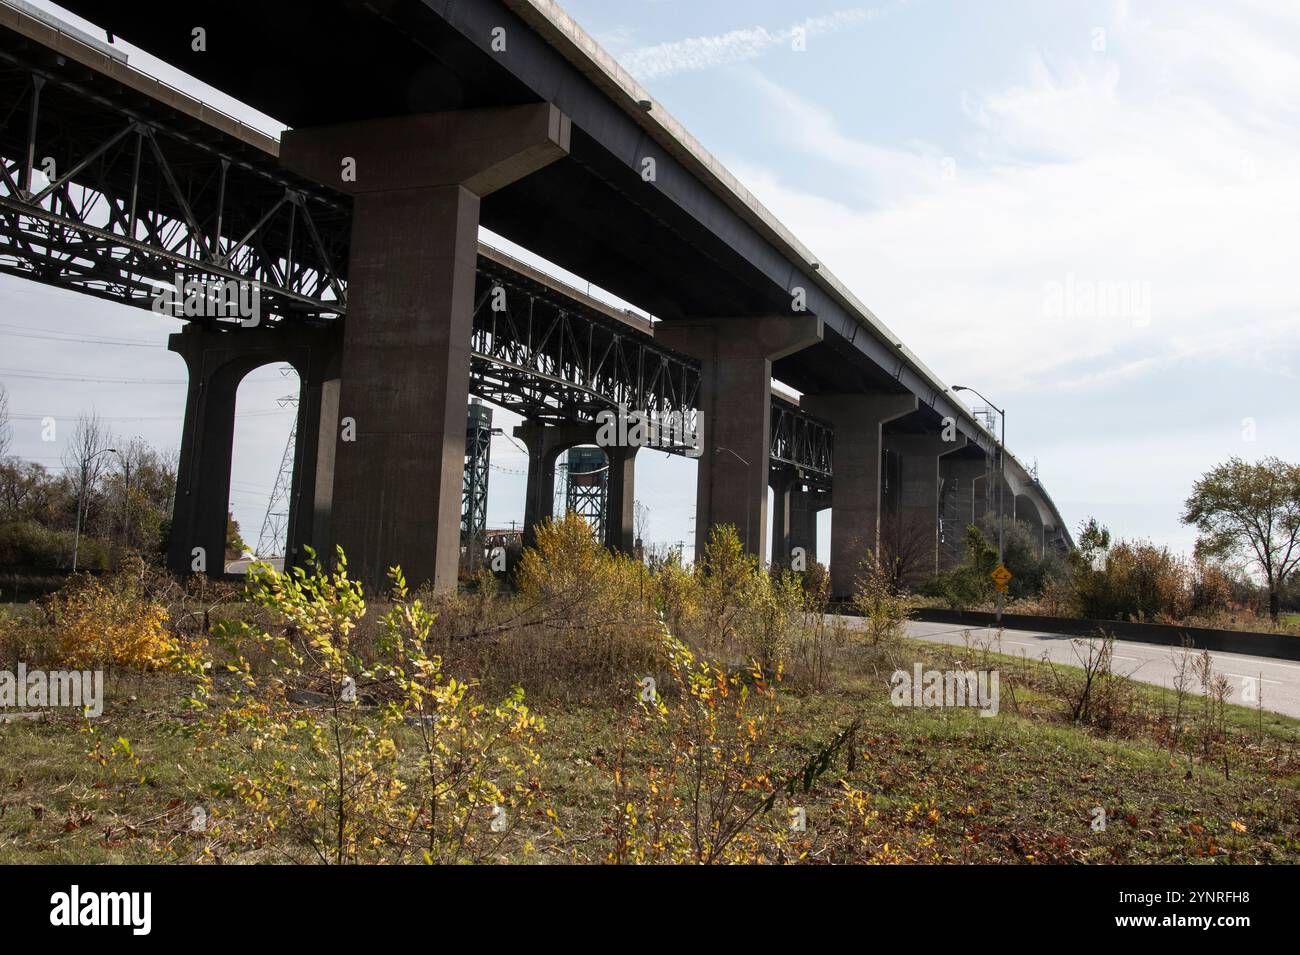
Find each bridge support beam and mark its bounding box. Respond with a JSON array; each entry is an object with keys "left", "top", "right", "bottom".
[
  {"left": 802, "top": 393, "right": 917, "bottom": 599},
  {"left": 657, "top": 316, "right": 822, "bottom": 560},
  {"left": 167, "top": 324, "right": 341, "bottom": 578},
  {"left": 516, "top": 421, "right": 599, "bottom": 547},
  {"left": 281, "top": 105, "right": 570, "bottom": 590},
  {"left": 944, "top": 455, "right": 991, "bottom": 536},
  {"left": 603, "top": 445, "right": 639, "bottom": 554},
  {"left": 882, "top": 432, "right": 968, "bottom": 583},
  {"left": 770, "top": 468, "right": 828, "bottom": 570}
]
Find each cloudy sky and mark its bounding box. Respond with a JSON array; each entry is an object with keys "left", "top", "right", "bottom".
[{"left": 4, "top": 0, "right": 1298, "bottom": 563}]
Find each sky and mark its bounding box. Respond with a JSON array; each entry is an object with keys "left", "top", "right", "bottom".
[{"left": 3, "top": 0, "right": 1298, "bottom": 564}]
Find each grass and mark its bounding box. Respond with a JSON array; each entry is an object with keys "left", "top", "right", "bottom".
[{"left": 3, "top": 636, "right": 1297, "bottom": 864}]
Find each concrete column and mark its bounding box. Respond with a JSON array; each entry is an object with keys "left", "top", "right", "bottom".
[
  {"left": 281, "top": 105, "right": 570, "bottom": 591},
  {"left": 883, "top": 432, "right": 968, "bottom": 580},
  {"left": 656, "top": 316, "right": 821, "bottom": 559},
  {"left": 769, "top": 467, "right": 796, "bottom": 568},
  {"left": 770, "top": 471, "right": 828, "bottom": 570},
  {"left": 802, "top": 393, "right": 917, "bottom": 599},
  {"left": 167, "top": 324, "right": 341, "bottom": 578},
  {"left": 792, "top": 487, "right": 830, "bottom": 564},
  {"left": 515, "top": 421, "right": 599, "bottom": 548},
  {"left": 944, "top": 455, "right": 990, "bottom": 533},
  {"left": 603, "top": 445, "right": 639, "bottom": 554}
]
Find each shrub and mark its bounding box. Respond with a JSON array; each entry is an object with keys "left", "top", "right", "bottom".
[
  {"left": 923, "top": 525, "right": 997, "bottom": 609},
  {"left": 0, "top": 520, "right": 109, "bottom": 571},
  {"left": 204, "top": 549, "right": 547, "bottom": 864},
  {"left": 40, "top": 561, "right": 177, "bottom": 669},
  {"left": 852, "top": 553, "right": 908, "bottom": 646},
  {"left": 1072, "top": 539, "right": 1187, "bottom": 622}
]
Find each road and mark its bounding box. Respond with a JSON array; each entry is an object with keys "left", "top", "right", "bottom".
[{"left": 895, "top": 619, "right": 1300, "bottom": 719}]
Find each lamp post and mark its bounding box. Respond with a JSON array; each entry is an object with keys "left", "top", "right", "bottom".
[
  {"left": 952, "top": 386, "right": 1006, "bottom": 626},
  {"left": 714, "top": 446, "right": 752, "bottom": 555},
  {"left": 72, "top": 446, "right": 120, "bottom": 572}
]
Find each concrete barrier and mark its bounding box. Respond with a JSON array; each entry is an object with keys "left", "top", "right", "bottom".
[{"left": 908, "top": 608, "right": 1300, "bottom": 663}]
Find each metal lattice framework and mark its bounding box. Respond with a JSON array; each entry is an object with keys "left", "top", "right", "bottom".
[
  {"left": 564, "top": 448, "right": 607, "bottom": 540},
  {"left": 770, "top": 395, "right": 833, "bottom": 489},
  {"left": 461, "top": 401, "right": 492, "bottom": 567},
  {"left": 0, "top": 53, "right": 348, "bottom": 323},
  {"left": 471, "top": 255, "right": 701, "bottom": 447},
  {"left": 0, "top": 38, "right": 835, "bottom": 481}
]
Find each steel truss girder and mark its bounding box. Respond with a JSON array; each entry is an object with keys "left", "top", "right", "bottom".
[
  {"left": 0, "top": 47, "right": 836, "bottom": 481},
  {"left": 470, "top": 256, "right": 702, "bottom": 451},
  {"left": 0, "top": 53, "right": 347, "bottom": 323},
  {"left": 770, "top": 395, "right": 833, "bottom": 489}
]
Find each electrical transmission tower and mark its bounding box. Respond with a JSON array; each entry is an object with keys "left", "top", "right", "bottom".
[{"left": 255, "top": 368, "right": 299, "bottom": 559}]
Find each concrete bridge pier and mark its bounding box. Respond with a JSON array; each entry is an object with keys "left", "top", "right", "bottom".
[
  {"left": 280, "top": 104, "right": 571, "bottom": 590},
  {"left": 882, "top": 432, "right": 968, "bottom": 582},
  {"left": 603, "top": 444, "right": 639, "bottom": 554},
  {"left": 802, "top": 393, "right": 917, "bottom": 599},
  {"left": 657, "top": 316, "right": 821, "bottom": 560},
  {"left": 516, "top": 421, "right": 597, "bottom": 548},
  {"left": 770, "top": 469, "right": 828, "bottom": 570},
  {"left": 944, "top": 454, "right": 992, "bottom": 535},
  {"left": 167, "top": 323, "right": 342, "bottom": 578},
  {"left": 794, "top": 486, "right": 831, "bottom": 567},
  {"left": 516, "top": 422, "right": 639, "bottom": 554},
  {"left": 770, "top": 467, "right": 798, "bottom": 568}
]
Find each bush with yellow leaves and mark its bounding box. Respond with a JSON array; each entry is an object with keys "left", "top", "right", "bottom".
[
  {"left": 604, "top": 621, "right": 858, "bottom": 864},
  {"left": 41, "top": 562, "right": 177, "bottom": 670},
  {"left": 202, "top": 548, "right": 547, "bottom": 864}
]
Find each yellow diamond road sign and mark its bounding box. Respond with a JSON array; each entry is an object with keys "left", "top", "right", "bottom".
[{"left": 991, "top": 564, "right": 1013, "bottom": 585}]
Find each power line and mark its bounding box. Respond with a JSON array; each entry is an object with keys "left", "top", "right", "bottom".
[
  {"left": 0, "top": 323, "right": 166, "bottom": 347},
  {"left": 0, "top": 367, "right": 186, "bottom": 384},
  {"left": 8, "top": 409, "right": 293, "bottom": 421}
]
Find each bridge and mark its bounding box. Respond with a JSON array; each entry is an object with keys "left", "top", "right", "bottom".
[{"left": 0, "top": 0, "right": 1071, "bottom": 596}]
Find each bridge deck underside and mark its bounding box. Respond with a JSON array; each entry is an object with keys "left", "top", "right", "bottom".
[{"left": 0, "top": 34, "right": 834, "bottom": 482}]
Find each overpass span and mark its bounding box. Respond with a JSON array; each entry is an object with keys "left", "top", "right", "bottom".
[{"left": 1, "top": 0, "right": 1071, "bottom": 593}]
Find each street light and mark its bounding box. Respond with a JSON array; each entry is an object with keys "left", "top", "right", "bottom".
[
  {"left": 714, "top": 446, "right": 752, "bottom": 554},
  {"left": 952, "top": 385, "right": 1006, "bottom": 626},
  {"left": 72, "top": 447, "right": 120, "bottom": 572}
]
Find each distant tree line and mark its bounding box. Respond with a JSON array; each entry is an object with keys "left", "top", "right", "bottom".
[
  {"left": 0, "top": 388, "right": 179, "bottom": 576},
  {"left": 918, "top": 456, "right": 1300, "bottom": 626}
]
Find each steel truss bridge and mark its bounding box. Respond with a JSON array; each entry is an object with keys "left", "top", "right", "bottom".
[{"left": 0, "top": 34, "right": 833, "bottom": 487}]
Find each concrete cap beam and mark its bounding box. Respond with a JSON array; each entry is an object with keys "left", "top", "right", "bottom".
[{"left": 280, "top": 103, "right": 571, "bottom": 197}]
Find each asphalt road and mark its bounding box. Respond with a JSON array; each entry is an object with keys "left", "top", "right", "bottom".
[{"left": 896, "top": 619, "right": 1300, "bottom": 719}]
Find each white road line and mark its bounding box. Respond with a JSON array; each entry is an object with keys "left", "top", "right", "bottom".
[{"left": 1224, "top": 673, "right": 1285, "bottom": 685}]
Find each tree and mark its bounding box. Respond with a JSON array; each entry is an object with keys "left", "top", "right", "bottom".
[
  {"left": 102, "top": 438, "right": 177, "bottom": 557},
  {"left": 62, "top": 412, "right": 114, "bottom": 571},
  {"left": 1075, "top": 517, "right": 1111, "bottom": 567},
  {"left": 226, "top": 511, "right": 248, "bottom": 561},
  {"left": 878, "top": 508, "right": 940, "bottom": 592},
  {"left": 1182, "top": 457, "right": 1300, "bottom": 621}
]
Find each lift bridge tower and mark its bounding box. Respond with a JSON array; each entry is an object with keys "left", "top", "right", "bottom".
[
  {"left": 564, "top": 447, "right": 608, "bottom": 540},
  {"left": 461, "top": 399, "right": 494, "bottom": 569}
]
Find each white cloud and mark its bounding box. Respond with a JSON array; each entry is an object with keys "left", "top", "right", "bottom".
[
  {"left": 728, "top": 4, "right": 1300, "bottom": 398},
  {"left": 621, "top": 7, "right": 891, "bottom": 81}
]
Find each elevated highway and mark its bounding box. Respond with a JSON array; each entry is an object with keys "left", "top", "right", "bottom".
[{"left": 1, "top": 0, "right": 1072, "bottom": 592}]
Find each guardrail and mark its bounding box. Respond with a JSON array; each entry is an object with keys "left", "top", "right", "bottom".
[{"left": 908, "top": 608, "right": 1300, "bottom": 663}]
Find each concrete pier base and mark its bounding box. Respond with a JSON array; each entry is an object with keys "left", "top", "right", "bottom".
[
  {"left": 657, "top": 315, "right": 821, "bottom": 560},
  {"left": 280, "top": 105, "right": 570, "bottom": 589},
  {"left": 168, "top": 324, "right": 341, "bottom": 578},
  {"left": 802, "top": 392, "right": 917, "bottom": 599}
]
